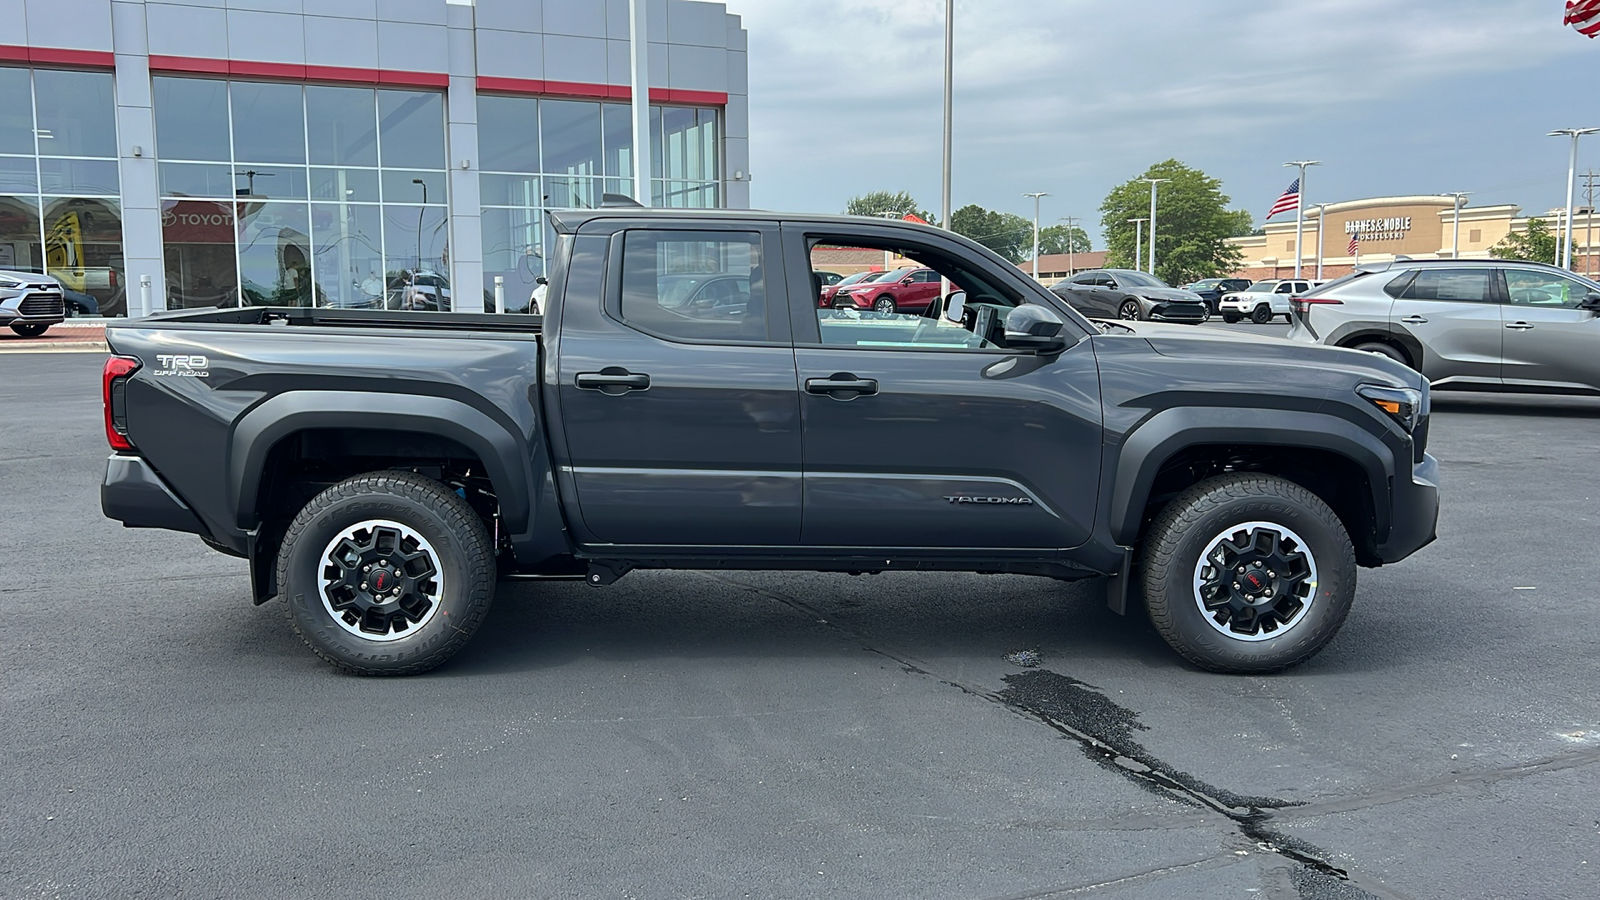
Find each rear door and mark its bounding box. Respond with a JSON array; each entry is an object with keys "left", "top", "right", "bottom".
[
  {"left": 552, "top": 222, "right": 803, "bottom": 546},
  {"left": 782, "top": 223, "right": 1102, "bottom": 550},
  {"left": 1499, "top": 266, "right": 1600, "bottom": 392},
  {"left": 1388, "top": 267, "right": 1501, "bottom": 387}
]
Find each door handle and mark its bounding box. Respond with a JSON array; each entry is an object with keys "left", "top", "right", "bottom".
[
  {"left": 805, "top": 374, "right": 879, "bottom": 398},
  {"left": 575, "top": 368, "right": 651, "bottom": 394},
  {"left": 1399, "top": 316, "right": 1428, "bottom": 324},
  {"left": 1504, "top": 322, "right": 1535, "bottom": 330}
]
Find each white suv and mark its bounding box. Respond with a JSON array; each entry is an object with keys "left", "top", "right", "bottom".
[{"left": 1219, "top": 279, "right": 1311, "bottom": 324}]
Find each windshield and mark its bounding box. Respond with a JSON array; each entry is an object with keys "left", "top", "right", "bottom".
[
  {"left": 867, "top": 269, "right": 909, "bottom": 282},
  {"left": 1115, "top": 271, "right": 1168, "bottom": 288},
  {"left": 1189, "top": 279, "right": 1220, "bottom": 289},
  {"left": 1247, "top": 281, "right": 1277, "bottom": 291},
  {"left": 836, "top": 271, "right": 875, "bottom": 287}
]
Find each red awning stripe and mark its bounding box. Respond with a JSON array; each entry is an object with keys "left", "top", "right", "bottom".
[
  {"left": 0, "top": 45, "right": 116, "bottom": 69},
  {"left": 148, "top": 55, "right": 448, "bottom": 88}
]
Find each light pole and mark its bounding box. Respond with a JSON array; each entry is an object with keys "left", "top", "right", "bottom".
[
  {"left": 413, "top": 178, "right": 427, "bottom": 272},
  {"left": 1440, "top": 192, "right": 1471, "bottom": 259},
  {"left": 1059, "top": 215, "right": 1080, "bottom": 276},
  {"left": 940, "top": 0, "right": 952, "bottom": 230},
  {"left": 1127, "top": 217, "right": 1147, "bottom": 272},
  {"left": 878, "top": 211, "right": 902, "bottom": 271},
  {"left": 1311, "top": 203, "right": 1327, "bottom": 280},
  {"left": 1548, "top": 128, "right": 1598, "bottom": 269},
  {"left": 1022, "top": 191, "right": 1049, "bottom": 280},
  {"left": 1139, "top": 178, "right": 1169, "bottom": 275},
  {"left": 628, "top": 0, "right": 651, "bottom": 204},
  {"left": 1283, "top": 160, "right": 1321, "bottom": 278}
]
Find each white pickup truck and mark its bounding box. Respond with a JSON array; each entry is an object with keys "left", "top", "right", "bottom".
[{"left": 1219, "top": 279, "right": 1312, "bottom": 324}]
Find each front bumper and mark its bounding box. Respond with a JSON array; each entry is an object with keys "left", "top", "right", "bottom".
[
  {"left": 1374, "top": 451, "right": 1439, "bottom": 563},
  {"left": 101, "top": 455, "right": 209, "bottom": 536},
  {"left": 0, "top": 291, "right": 66, "bottom": 326},
  {"left": 1149, "top": 304, "right": 1207, "bottom": 323}
]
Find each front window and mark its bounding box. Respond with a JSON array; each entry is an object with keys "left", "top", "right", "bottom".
[{"left": 1504, "top": 268, "right": 1598, "bottom": 308}]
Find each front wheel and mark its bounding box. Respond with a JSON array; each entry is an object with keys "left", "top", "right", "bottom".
[
  {"left": 1119, "top": 300, "right": 1142, "bottom": 321},
  {"left": 1222, "top": 313, "right": 1240, "bottom": 324},
  {"left": 9, "top": 323, "right": 48, "bottom": 337},
  {"left": 1251, "top": 304, "right": 1273, "bottom": 324},
  {"left": 1138, "top": 474, "right": 1357, "bottom": 673},
  {"left": 873, "top": 296, "right": 896, "bottom": 314},
  {"left": 276, "top": 471, "right": 497, "bottom": 676}
]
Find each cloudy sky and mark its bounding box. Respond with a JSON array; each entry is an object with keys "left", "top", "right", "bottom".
[{"left": 732, "top": 0, "right": 1598, "bottom": 245}]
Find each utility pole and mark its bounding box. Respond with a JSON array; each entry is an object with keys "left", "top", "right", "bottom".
[
  {"left": 1059, "top": 215, "right": 1081, "bottom": 275},
  {"left": 1549, "top": 128, "right": 1599, "bottom": 269},
  {"left": 1583, "top": 169, "right": 1597, "bottom": 277},
  {"left": 1022, "top": 192, "right": 1049, "bottom": 280},
  {"left": 1284, "top": 160, "right": 1321, "bottom": 278},
  {"left": 1441, "top": 192, "right": 1471, "bottom": 259},
  {"left": 1139, "top": 178, "right": 1169, "bottom": 276},
  {"left": 1312, "top": 203, "right": 1327, "bottom": 280},
  {"left": 1128, "top": 217, "right": 1147, "bottom": 272}
]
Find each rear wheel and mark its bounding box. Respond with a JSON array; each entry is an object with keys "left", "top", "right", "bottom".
[
  {"left": 9, "top": 323, "right": 48, "bottom": 337},
  {"left": 1139, "top": 474, "right": 1357, "bottom": 673},
  {"left": 1119, "top": 300, "right": 1142, "bottom": 321},
  {"left": 1351, "top": 341, "right": 1410, "bottom": 367},
  {"left": 277, "top": 471, "right": 496, "bottom": 676},
  {"left": 1251, "top": 304, "right": 1273, "bottom": 324}
]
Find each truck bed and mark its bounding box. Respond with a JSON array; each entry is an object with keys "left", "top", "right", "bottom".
[{"left": 109, "top": 306, "right": 543, "bottom": 336}]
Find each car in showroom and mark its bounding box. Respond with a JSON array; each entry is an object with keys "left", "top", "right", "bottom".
[
  {"left": 830, "top": 266, "right": 947, "bottom": 314},
  {"left": 1183, "top": 277, "right": 1252, "bottom": 314},
  {"left": 1288, "top": 259, "right": 1600, "bottom": 394},
  {"left": 0, "top": 269, "right": 65, "bottom": 336},
  {"left": 1220, "top": 279, "right": 1312, "bottom": 324},
  {"left": 818, "top": 269, "right": 893, "bottom": 307},
  {"left": 1049, "top": 269, "right": 1208, "bottom": 323}
]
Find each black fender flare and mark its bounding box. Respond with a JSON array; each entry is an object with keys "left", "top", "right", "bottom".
[
  {"left": 1107, "top": 406, "right": 1396, "bottom": 546},
  {"left": 1326, "top": 322, "right": 1422, "bottom": 367},
  {"left": 228, "top": 391, "right": 533, "bottom": 533}
]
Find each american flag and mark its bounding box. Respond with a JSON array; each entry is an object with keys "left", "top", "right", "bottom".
[
  {"left": 1348, "top": 231, "right": 1361, "bottom": 256},
  {"left": 1567, "top": 0, "right": 1600, "bottom": 37},
  {"left": 1267, "top": 179, "right": 1300, "bottom": 218}
]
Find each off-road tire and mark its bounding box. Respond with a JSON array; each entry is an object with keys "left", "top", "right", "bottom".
[
  {"left": 1251, "top": 304, "right": 1273, "bottom": 324},
  {"left": 1139, "top": 474, "right": 1357, "bottom": 673},
  {"left": 9, "top": 323, "right": 48, "bottom": 337},
  {"left": 1222, "top": 313, "right": 1240, "bottom": 324},
  {"left": 277, "top": 471, "right": 496, "bottom": 676}
]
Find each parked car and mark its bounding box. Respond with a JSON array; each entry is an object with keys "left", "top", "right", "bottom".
[
  {"left": 387, "top": 271, "right": 452, "bottom": 311},
  {"left": 1184, "top": 277, "right": 1252, "bottom": 314},
  {"left": 62, "top": 287, "right": 100, "bottom": 317},
  {"left": 1049, "top": 269, "right": 1208, "bottom": 323},
  {"left": 1220, "top": 279, "right": 1311, "bottom": 324},
  {"left": 100, "top": 207, "right": 1437, "bottom": 676},
  {"left": 818, "top": 269, "right": 895, "bottom": 307},
  {"left": 1288, "top": 259, "right": 1600, "bottom": 394},
  {"left": 831, "top": 266, "right": 947, "bottom": 314},
  {"left": 814, "top": 270, "right": 844, "bottom": 287},
  {"left": 0, "top": 269, "right": 65, "bottom": 336}
]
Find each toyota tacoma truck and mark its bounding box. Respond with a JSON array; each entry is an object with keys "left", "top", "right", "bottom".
[{"left": 100, "top": 207, "right": 1438, "bottom": 676}]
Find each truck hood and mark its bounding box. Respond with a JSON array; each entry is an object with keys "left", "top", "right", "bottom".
[{"left": 1112, "top": 320, "right": 1424, "bottom": 390}]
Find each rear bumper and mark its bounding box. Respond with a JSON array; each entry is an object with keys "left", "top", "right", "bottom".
[
  {"left": 1375, "top": 451, "right": 1439, "bottom": 563},
  {"left": 101, "top": 454, "right": 209, "bottom": 536}
]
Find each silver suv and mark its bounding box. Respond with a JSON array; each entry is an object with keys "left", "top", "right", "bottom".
[
  {"left": 1287, "top": 259, "right": 1600, "bottom": 394},
  {"left": 0, "top": 269, "right": 65, "bottom": 337}
]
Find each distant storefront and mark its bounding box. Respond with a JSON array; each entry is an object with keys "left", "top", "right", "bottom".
[{"left": 1228, "top": 196, "right": 1599, "bottom": 281}]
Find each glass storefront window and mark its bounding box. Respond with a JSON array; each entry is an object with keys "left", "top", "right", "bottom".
[
  {"left": 154, "top": 77, "right": 448, "bottom": 310},
  {"left": 0, "top": 67, "right": 124, "bottom": 314},
  {"left": 481, "top": 206, "right": 543, "bottom": 314},
  {"left": 477, "top": 95, "right": 539, "bottom": 173},
  {"left": 541, "top": 99, "right": 603, "bottom": 179}
]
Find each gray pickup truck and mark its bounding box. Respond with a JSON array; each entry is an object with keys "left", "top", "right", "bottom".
[{"left": 100, "top": 207, "right": 1438, "bottom": 676}]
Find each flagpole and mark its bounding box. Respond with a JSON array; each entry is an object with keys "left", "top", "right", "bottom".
[{"left": 1284, "top": 160, "right": 1321, "bottom": 279}]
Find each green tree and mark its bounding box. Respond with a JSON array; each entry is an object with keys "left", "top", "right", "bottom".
[
  {"left": 949, "top": 204, "right": 1033, "bottom": 263},
  {"left": 844, "top": 190, "right": 936, "bottom": 224},
  {"left": 1037, "top": 224, "right": 1092, "bottom": 255},
  {"left": 1490, "top": 217, "right": 1574, "bottom": 265},
  {"left": 1099, "top": 160, "right": 1245, "bottom": 285}
]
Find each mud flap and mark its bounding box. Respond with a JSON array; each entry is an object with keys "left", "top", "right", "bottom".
[{"left": 1104, "top": 547, "right": 1134, "bottom": 615}]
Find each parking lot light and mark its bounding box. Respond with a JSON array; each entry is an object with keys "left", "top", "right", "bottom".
[
  {"left": 1548, "top": 128, "right": 1599, "bottom": 269},
  {"left": 1283, "top": 161, "right": 1322, "bottom": 279}
]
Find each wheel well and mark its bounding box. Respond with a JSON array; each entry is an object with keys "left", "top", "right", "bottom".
[
  {"left": 249, "top": 428, "right": 503, "bottom": 602},
  {"left": 1138, "top": 445, "right": 1381, "bottom": 566},
  {"left": 1336, "top": 333, "right": 1415, "bottom": 368}
]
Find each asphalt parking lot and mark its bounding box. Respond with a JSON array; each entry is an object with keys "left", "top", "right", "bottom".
[{"left": 4, "top": 349, "right": 1599, "bottom": 900}]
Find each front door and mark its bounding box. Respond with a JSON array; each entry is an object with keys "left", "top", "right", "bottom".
[
  {"left": 1499, "top": 266, "right": 1600, "bottom": 392},
  {"left": 553, "top": 225, "right": 802, "bottom": 546},
  {"left": 783, "top": 224, "right": 1102, "bottom": 550}
]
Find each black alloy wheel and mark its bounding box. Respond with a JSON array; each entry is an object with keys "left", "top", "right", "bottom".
[
  {"left": 1222, "top": 313, "right": 1240, "bottom": 324},
  {"left": 1251, "top": 304, "right": 1273, "bottom": 324}
]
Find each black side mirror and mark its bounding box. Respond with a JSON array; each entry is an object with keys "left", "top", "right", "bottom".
[
  {"left": 1579, "top": 292, "right": 1600, "bottom": 310},
  {"left": 536, "top": 276, "right": 548, "bottom": 285},
  {"left": 1004, "top": 303, "right": 1069, "bottom": 354}
]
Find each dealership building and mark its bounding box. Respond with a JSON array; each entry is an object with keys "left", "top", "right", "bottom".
[
  {"left": 0, "top": 0, "right": 750, "bottom": 316},
  {"left": 1228, "top": 195, "right": 1599, "bottom": 282}
]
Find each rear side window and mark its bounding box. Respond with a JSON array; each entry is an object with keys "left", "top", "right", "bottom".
[
  {"left": 1383, "top": 271, "right": 1416, "bottom": 298},
  {"left": 1400, "top": 268, "right": 1492, "bottom": 303},
  {"left": 619, "top": 230, "right": 771, "bottom": 342}
]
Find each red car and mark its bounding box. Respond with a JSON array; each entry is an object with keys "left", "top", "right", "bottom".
[
  {"left": 818, "top": 269, "right": 892, "bottom": 307},
  {"left": 829, "top": 267, "right": 946, "bottom": 314}
]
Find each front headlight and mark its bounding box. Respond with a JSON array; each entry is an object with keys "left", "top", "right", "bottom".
[
  {"left": 1357, "top": 384, "right": 1424, "bottom": 433},
  {"left": 0, "top": 276, "right": 23, "bottom": 288}
]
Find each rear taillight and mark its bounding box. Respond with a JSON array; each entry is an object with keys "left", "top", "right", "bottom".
[
  {"left": 1291, "top": 296, "right": 1343, "bottom": 314},
  {"left": 109, "top": 270, "right": 118, "bottom": 288},
  {"left": 103, "top": 355, "right": 140, "bottom": 451}
]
